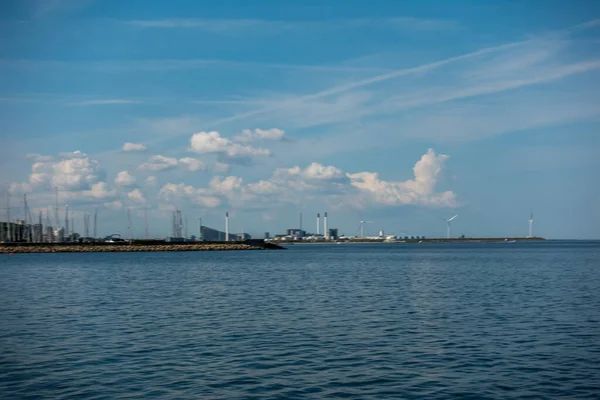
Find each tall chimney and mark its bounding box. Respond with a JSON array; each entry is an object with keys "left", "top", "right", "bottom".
[
  {"left": 324, "top": 212, "right": 328, "bottom": 240},
  {"left": 225, "top": 212, "right": 229, "bottom": 241},
  {"left": 317, "top": 213, "right": 320, "bottom": 235}
]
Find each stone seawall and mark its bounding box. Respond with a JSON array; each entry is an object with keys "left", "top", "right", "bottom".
[{"left": 1, "top": 243, "right": 273, "bottom": 253}]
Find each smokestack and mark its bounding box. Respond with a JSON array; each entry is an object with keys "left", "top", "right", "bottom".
[
  {"left": 144, "top": 206, "right": 149, "bottom": 239},
  {"left": 324, "top": 212, "right": 328, "bottom": 240},
  {"left": 55, "top": 186, "right": 59, "bottom": 227},
  {"left": 317, "top": 213, "right": 320, "bottom": 235},
  {"left": 225, "top": 212, "right": 229, "bottom": 241},
  {"left": 299, "top": 212, "right": 302, "bottom": 231},
  {"left": 38, "top": 210, "right": 42, "bottom": 243}
]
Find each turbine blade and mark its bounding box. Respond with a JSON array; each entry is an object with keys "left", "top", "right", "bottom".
[{"left": 448, "top": 214, "right": 458, "bottom": 222}]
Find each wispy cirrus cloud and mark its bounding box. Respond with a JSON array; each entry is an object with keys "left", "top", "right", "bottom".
[
  {"left": 89, "top": 20, "right": 599, "bottom": 157},
  {"left": 31, "top": 0, "right": 94, "bottom": 19},
  {"left": 177, "top": 24, "right": 600, "bottom": 134},
  {"left": 69, "top": 99, "right": 138, "bottom": 106},
  {"left": 0, "top": 57, "right": 393, "bottom": 73},
  {"left": 124, "top": 17, "right": 459, "bottom": 34}
]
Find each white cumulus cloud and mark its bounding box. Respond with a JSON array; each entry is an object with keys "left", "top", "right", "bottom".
[
  {"left": 84, "top": 182, "right": 117, "bottom": 199},
  {"left": 179, "top": 157, "right": 205, "bottom": 172},
  {"left": 303, "top": 163, "right": 347, "bottom": 181},
  {"left": 158, "top": 182, "right": 221, "bottom": 208},
  {"left": 127, "top": 188, "right": 146, "bottom": 203},
  {"left": 189, "top": 131, "right": 271, "bottom": 164},
  {"left": 210, "top": 176, "right": 243, "bottom": 195},
  {"left": 20, "top": 150, "right": 103, "bottom": 191},
  {"left": 145, "top": 149, "right": 456, "bottom": 213},
  {"left": 115, "top": 171, "right": 136, "bottom": 186},
  {"left": 348, "top": 149, "right": 456, "bottom": 206},
  {"left": 122, "top": 142, "right": 147, "bottom": 152},
  {"left": 138, "top": 155, "right": 180, "bottom": 171},
  {"left": 247, "top": 180, "right": 279, "bottom": 195}
]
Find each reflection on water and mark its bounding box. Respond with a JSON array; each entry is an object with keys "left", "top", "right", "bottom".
[{"left": 1, "top": 242, "right": 599, "bottom": 398}]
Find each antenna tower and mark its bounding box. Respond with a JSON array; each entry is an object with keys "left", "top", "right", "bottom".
[
  {"left": 127, "top": 208, "right": 133, "bottom": 243},
  {"left": 5, "top": 192, "right": 10, "bottom": 242},
  {"left": 54, "top": 187, "right": 59, "bottom": 226},
  {"left": 83, "top": 212, "right": 90, "bottom": 237},
  {"left": 64, "top": 205, "right": 69, "bottom": 240},
  {"left": 38, "top": 210, "right": 43, "bottom": 242},
  {"left": 23, "top": 194, "right": 32, "bottom": 243},
  {"left": 93, "top": 208, "right": 97, "bottom": 238},
  {"left": 144, "top": 206, "right": 149, "bottom": 239}
]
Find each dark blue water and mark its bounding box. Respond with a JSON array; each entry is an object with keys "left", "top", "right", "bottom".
[{"left": 1, "top": 241, "right": 599, "bottom": 399}]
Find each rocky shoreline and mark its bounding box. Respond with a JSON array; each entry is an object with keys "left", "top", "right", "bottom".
[{"left": 1, "top": 242, "right": 278, "bottom": 253}]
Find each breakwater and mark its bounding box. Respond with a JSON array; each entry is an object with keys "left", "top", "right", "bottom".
[{"left": 1, "top": 241, "right": 283, "bottom": 254}]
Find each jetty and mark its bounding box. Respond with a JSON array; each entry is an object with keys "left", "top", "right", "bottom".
[{"left": 0, "top": 240, "right": 284, "bottom": 254}]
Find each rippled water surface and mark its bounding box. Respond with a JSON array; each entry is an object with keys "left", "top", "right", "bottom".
[{"left": 1, "top": 241, "right": 600, "bottom": 399}]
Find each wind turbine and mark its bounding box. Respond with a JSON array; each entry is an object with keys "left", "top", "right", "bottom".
[
  {"left": 441, "top": 214, "right": 458, "bottom": 239},
  {"left": 528, "top": 210, "right": 534, "bottom": 238},
  {"left": 357, "top": 220, "right": 371, "bottom": 238}
]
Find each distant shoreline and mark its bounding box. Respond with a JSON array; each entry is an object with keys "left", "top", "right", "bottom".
[{"left": 277, "top": 237, "right": 546, "bottom": 245}]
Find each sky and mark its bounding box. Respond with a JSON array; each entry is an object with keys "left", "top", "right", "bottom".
[{"left": 1, "top": 0, "right": 599, "bottom": 239}]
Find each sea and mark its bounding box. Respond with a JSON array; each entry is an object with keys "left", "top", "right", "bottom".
[{"left": 1, "top": 241, "right": 599, "bottom": 399}]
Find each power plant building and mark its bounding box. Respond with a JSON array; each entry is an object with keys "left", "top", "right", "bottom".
[
  {"left": 286, "top": 229, "right": 305, "bottom": 239},
  {"left": 200, "top": 225, "right": 251, "bottom": 241},
  {"left": 328, "top": 228, "right": 339, "bottom": 240}
]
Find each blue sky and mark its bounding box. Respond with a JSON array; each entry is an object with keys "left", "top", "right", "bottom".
[{"left": 1, "top": 0, "right": 599, "bottom": 239}]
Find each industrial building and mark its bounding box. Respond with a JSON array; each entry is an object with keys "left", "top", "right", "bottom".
[
  {"left": 286, "top": 229, "right": 305, "bottom": 239},
  {"left": 200, "top": 225, "right": 251, "bottom": 241},
  {"left": 268, "top": 212, "right": 339, "bottom": 242},
  {"left": 328, "top": 228, "right": 339, "bottom": 240},
  {"left": 0, "top": 220, "right": 72, "bottom": 243},
  {"left": 0, "top": 221, "right": 27, "bottom": 242}
]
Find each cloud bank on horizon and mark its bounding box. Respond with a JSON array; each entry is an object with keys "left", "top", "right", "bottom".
[
  {"left": 9, "top": 139, "right": 456, "bottom": 215},
  {"left": 1, "top": 1, "right": 599, "bottom": 238}
]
